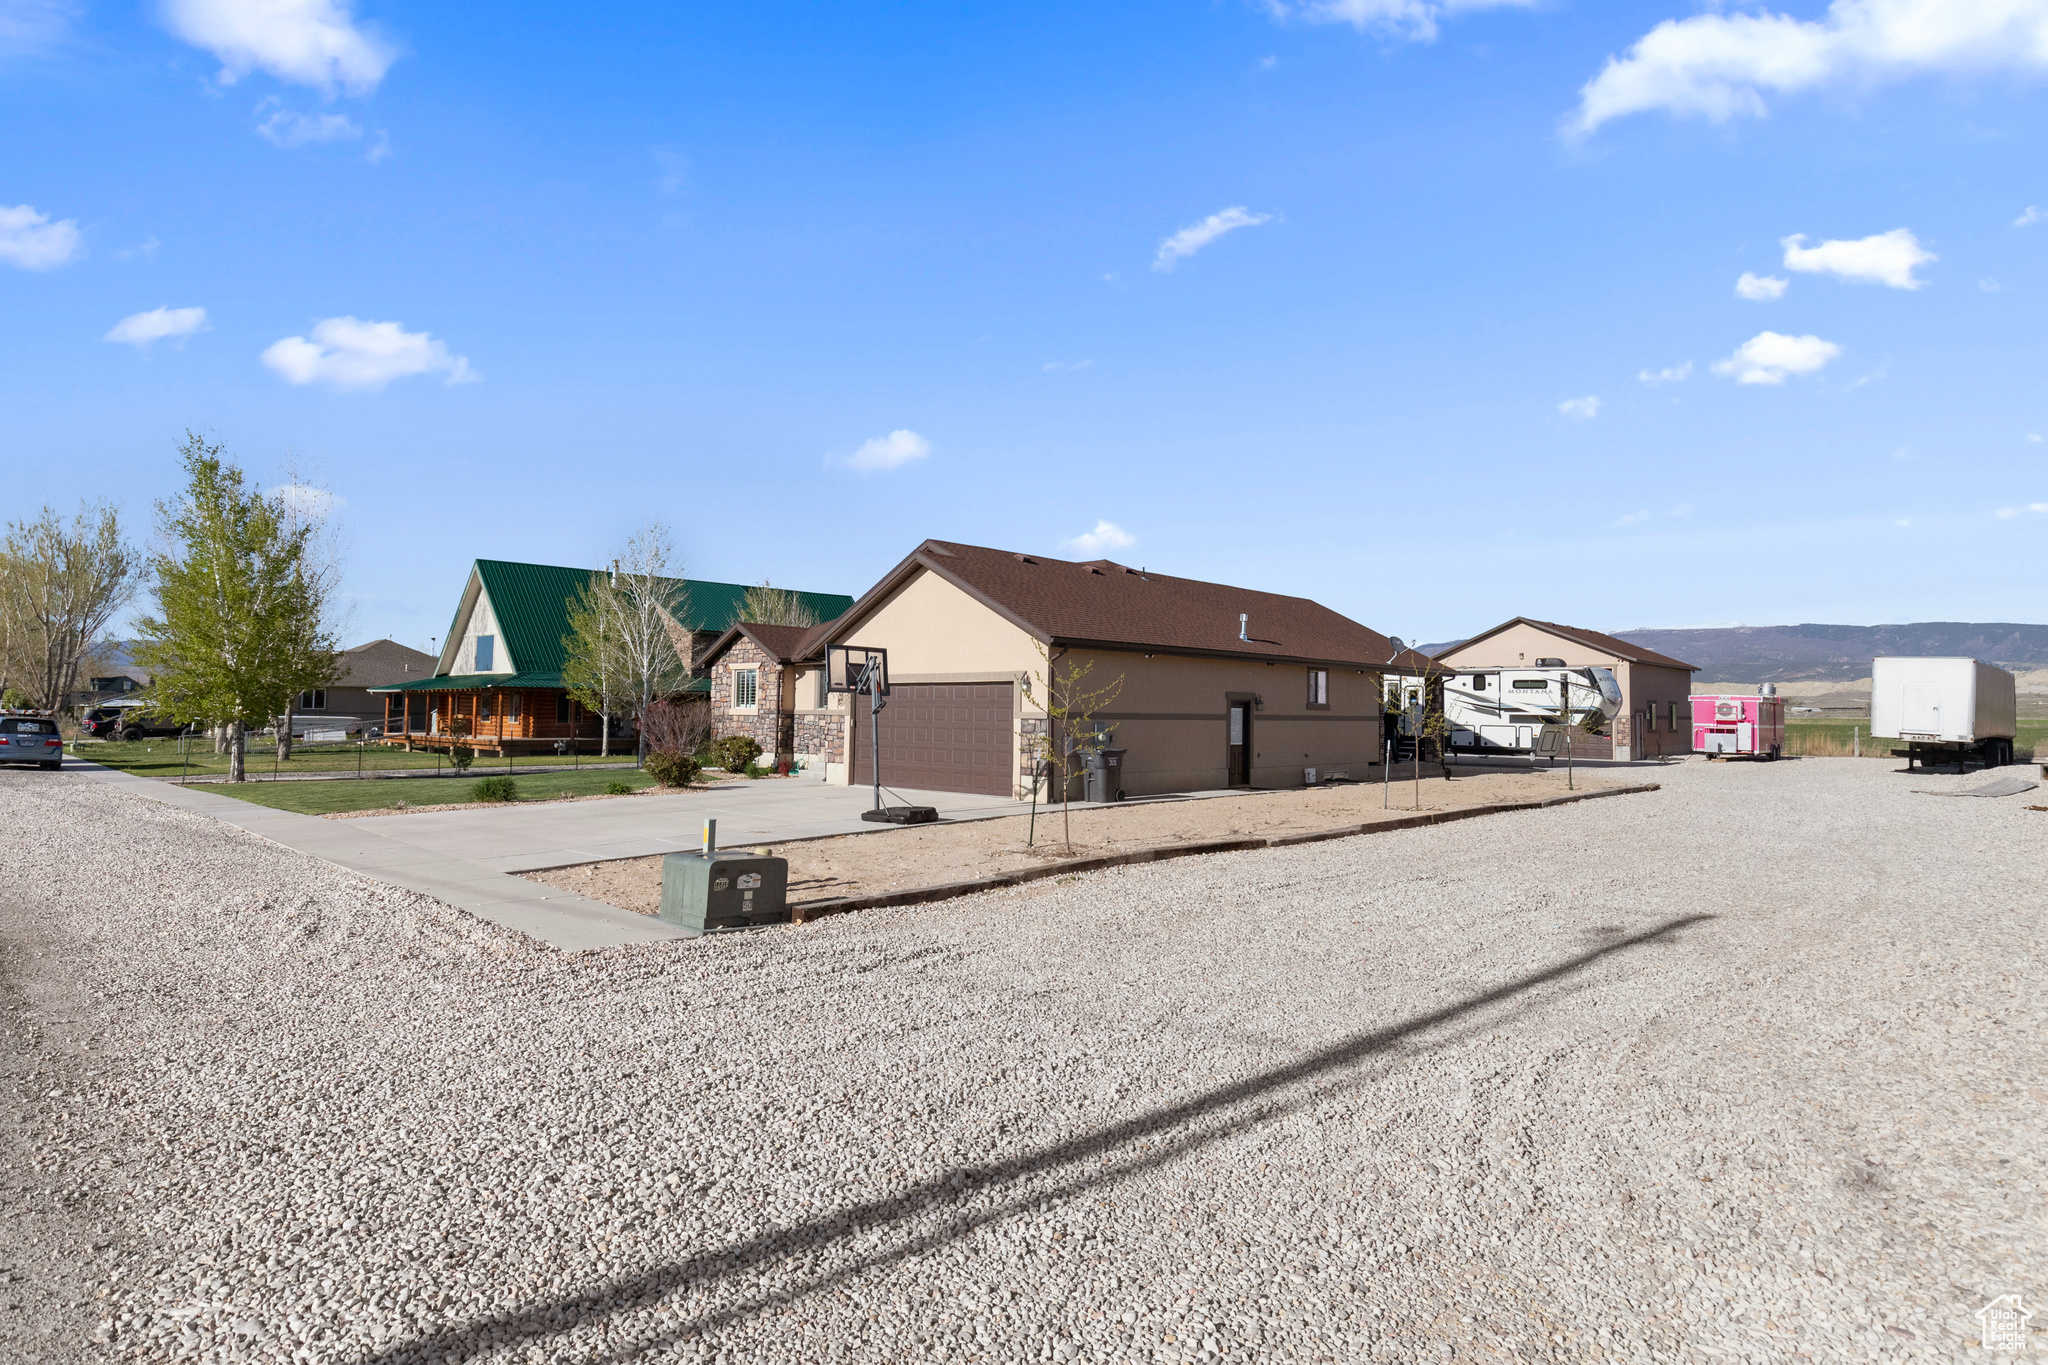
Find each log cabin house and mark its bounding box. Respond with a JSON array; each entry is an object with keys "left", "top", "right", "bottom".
[{"left": 370, "top": 559, "right": 853, "bottom": 756}]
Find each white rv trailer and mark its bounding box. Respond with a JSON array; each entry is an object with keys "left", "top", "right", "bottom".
[
  {"left": 1432, "top": 662, "right": 1624, "bottom": 755},
  {"left": 1870, "top": 657, "right": 2017, "bottom": 769}
]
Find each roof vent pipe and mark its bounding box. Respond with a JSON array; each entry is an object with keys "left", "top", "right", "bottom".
[{"left": 1238, "top": 613, "right": 1250, "bottom": 642}]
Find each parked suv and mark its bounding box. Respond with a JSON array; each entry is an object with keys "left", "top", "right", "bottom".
[
  {"left": 0, "top": 716, "right": 65, "bottom": 769},
  {"left": 80, "top": 704, "right": 188, "bottom": 742}
]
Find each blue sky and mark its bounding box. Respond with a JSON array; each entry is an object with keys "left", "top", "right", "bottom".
[{"left": 5, "top": 0, "right": 2046, "bottom": 651}]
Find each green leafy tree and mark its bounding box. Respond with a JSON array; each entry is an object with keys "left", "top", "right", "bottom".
[
  {"left": 131, "top": 433, "right": 340, "bottom": 782},
  {"left": 1020, "top": 640, "right": 1126, "bottom": 850},
  {"left": 0, "top": 502, "right": 140, "bottom": 715}
]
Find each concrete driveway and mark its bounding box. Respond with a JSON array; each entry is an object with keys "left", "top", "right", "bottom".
[{"left": 360, "top": 778, "right": 1037, "bottom": 873}]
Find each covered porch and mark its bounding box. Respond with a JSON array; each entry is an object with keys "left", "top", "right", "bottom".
[{"left": 372, "top": 673, "right": 622, "bottom": 756}]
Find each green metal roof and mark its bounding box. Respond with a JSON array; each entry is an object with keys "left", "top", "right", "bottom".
[
  {"left": 444, "top": 560, "right": 854, "bottom": 680},
  {"left": 371, "top": 671, "right": 561, "bottom": 693}
]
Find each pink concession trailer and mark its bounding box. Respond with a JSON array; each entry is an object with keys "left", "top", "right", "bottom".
[{"left": 1692, "top": 690, "right": 1785, "bottom": 760}]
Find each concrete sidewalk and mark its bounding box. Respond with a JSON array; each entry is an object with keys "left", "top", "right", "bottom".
[
  {"left": 67, "top": 761, "right": 692, "bottom": 952},
  {"left": 330, "top": 779, "right": 1041, "bottom": 873}
]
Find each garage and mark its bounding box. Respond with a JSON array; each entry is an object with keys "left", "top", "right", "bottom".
[{"left": 851, "top": 682, "right": 1013, "bottom": 796}]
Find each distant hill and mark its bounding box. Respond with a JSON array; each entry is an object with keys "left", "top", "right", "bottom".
[
  {"left": 1420, "top": 622, "right": 2048, "bottom": 685},
  {"left": 1616, "top": 623, "right": 2048, "bottom": 684}
]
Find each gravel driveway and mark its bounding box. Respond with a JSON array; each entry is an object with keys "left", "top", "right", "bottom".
[{"left": 2, "top": 757, "right": 2041, "bottom": 1364}]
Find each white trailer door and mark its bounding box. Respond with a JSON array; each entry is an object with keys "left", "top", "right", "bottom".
[{"left": 1902, "top": 685, "right": 1941, "bottom": 736}]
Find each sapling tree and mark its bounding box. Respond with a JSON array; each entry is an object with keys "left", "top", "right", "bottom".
[{"left": 1020, "top": 640, "right": 1126, "bottom": 850}]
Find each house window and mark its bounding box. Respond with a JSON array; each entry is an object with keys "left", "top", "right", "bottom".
[
  {"left": 1306, "top": 668, "right": 1328, "bottom": 709},
  {"left": 478, "top": 696, "right": 493, "bottom": 721},
  {"left": 474, "top": 635, "right": 494, "bottom": 671},
  {"left": 733, "top": 668, "right": 758, "bottom": 710},
  {"left": 556, "top": 695, "right": 571, "bottom": 723},
  {"left": 507, "top": 693, "right": 521, "bottom": 721},
  {"left": 298, "top": 689, "right": 326, "bottom": 710}
]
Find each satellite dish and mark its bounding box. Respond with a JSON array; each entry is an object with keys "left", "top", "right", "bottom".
[{"left": 1388, "top": 636, "right": 1406, "bottom": 652}]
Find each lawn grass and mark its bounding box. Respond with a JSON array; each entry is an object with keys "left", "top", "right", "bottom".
[
  {"left": 76, "top": 739, "right": 635, "bottom": 780},
  {"left": 201, "top": 767, "right": 661, "bottom": 815},
  {"left": 1782, "top": 717, "right": 2045, "bottom": 759}
]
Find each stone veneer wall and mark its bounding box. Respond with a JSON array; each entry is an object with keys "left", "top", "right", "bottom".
[{"left": 708, "top": 637, "right": 794, "bottom": 760}]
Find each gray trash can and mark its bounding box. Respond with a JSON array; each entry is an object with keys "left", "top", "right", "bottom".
[{"left": 1083, "top": 748, "right": 1127, "bottom": 803}]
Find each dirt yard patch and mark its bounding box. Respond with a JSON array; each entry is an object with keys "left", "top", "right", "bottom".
[{"left": 523, "top": 764, "right": 1629, "bottom": 913}]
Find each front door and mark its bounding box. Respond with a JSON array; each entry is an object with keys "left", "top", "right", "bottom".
[{"left": 1228, "top": 702, "right": 1251, "bottom": 786}]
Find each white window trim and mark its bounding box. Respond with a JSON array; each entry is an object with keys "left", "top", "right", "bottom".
[{"left": 732, "top": 666, "right": 760, "bottom": 713}]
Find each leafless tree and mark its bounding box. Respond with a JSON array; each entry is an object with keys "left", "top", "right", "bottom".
[
  {"left": 0, "top": 502, "right": 141, "bottom": 716},
  {"left": 561, "top": 524, "right": 692, "bottom": 764},
  {"left": 735, "top": 581, "right": 820, "bottom": 629}
]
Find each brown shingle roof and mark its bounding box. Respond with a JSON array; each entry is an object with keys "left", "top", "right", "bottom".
[
  {"left": 334, "top": 638, "right": 438, "bottom": 688},
  {"left": 697, "top": 621, "right": 829, "bottom": 667},
  {"left": 825, "top": 540, "right": 1432, "bottom": 671},
  {"left": 1439, "top": 617, "right": 1697, "bottom": 672}
]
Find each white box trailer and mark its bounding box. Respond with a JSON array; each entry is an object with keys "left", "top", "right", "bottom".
[{"left": 1870, "top": 657, "right": 2018, "bottom": 769}]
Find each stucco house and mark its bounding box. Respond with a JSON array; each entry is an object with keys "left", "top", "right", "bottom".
[
  {"left": 1433, "top": 618, "right": 1697, "bottom": 761},
  {"left": 698, "top": 539, "right": 1432, "bottom": 799},
  {"left": 291, "top": 639, "right": 436, "bottom": 733},
  {"left": 372, "top": 559, "right": 852, "bottom": 755}
]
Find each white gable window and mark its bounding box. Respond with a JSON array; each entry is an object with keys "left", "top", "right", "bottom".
[{"left": 733, "top": 667, "right": 758, "bottom": 710}]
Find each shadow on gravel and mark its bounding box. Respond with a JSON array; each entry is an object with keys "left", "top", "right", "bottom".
[{"left": 368, "top": 913, "right": 1714, "bottom": 1364}]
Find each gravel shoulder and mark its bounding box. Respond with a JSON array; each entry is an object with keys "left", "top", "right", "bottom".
[
  {"left": 1, "top": 756, "right": 2042, "bottom": 1364},
  {"left": 523, "top": 765, "right": 1626, "bottom": 912}
]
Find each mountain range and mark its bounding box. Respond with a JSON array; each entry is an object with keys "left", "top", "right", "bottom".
[{"left": 1424, "top": 622, "right": 2048, "bottom": 685}]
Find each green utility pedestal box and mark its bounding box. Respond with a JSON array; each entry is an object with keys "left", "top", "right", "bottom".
[{"left": 658, "top": 851, "right": 790, "bottom": 936}]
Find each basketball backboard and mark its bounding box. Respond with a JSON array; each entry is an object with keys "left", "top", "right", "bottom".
[{"left": 826, "top": 645, "right": 889, "bottom": 696}]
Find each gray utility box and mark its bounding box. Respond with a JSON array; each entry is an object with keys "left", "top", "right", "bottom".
[{"left": 658, "top": 851, "right": 790, "bottom": 936}]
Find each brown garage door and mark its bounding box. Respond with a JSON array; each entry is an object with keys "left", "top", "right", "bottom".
[{"left": 850, "top": 682, "right": 1013, "bottom": 797}]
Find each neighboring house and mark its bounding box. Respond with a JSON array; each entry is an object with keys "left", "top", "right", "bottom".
[
  {"left": 77, "top": 671, "right": 150, "bottom": 706},
  {"left": 292, "top": 639, "right": 437, "bottom": 733},
  {"left": 371, "top": 559, "right": 853, "bottom": 755},
  {"left": 1434, "top": 618, "right": 1698, "bottom": 761},
  {"left": 698, "top": 539, "right": 1432, "bottom": 799}
]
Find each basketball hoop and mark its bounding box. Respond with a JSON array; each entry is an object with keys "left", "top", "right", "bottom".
[{"left": 827, "top": 645, "right": 889, "bottom": 696}]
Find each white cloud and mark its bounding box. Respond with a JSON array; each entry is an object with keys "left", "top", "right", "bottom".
[
  {"left": 164, "top": 0, "right": 396, "bottom": 96},
  {"left": 364, "top": 128, "right": 390, "bottom": 163},
  {"left": 1895, "top": 517, "right": 1912, "bottom": 527},
  {"left": 0, "top": 0, "right": 76, "bottom": 54},
  {"left": 2017, "top": 206, "right": 2045, "bottom": 227},
  {"left": 104, "top": 305, "right": 209, "bottom": 347},
  {"left": 1711, "top": 331, "right": 1841, "bottom": 384},
  {"left": 1570, "top": 0, "right": 2048, "bottom": 134},
  {"left": 256, "top": 106, "right": 362, "bottom": 148},
  {"left": 1558, "top": 396, "right": 1602, "bottom": 420},
  {"left": 2030, "top": 433, "right": 2044, "bottom": 443},
  {"left": 1980, "top": 277, "right": 2005, "bottom": 292},
  {"left": 839, "top": 429, "right": 931, "bottom": 473},
  {"left": 1997, "top": 507, "right": 2020, "bottom": 518},
  {"left": 0, "top": 202, "right": 82, "bottom": 270},
  {"left": 261, "top": 316, "right": 475, "bottom": 392},
  {"left": 275, "top": 483, "right": 343, "bottom": 518},
  {"left": 1064, "top": 519, "right": 1136, "bottom": 555},
  {"left": 1152, "top": 206, "right": 1271, "bottom": 272},
  {"left": 1638, "top": 361, "right": 1692, "bottom": 383},
  {"left": 2033, "top": 502, "right": 2048, "bottom": 512},
  {"left": 1735, "top": 272, "right": 1788, "bottom": 300},
  {"left": 1782, "top": 229, "right": 1933, "bottom": 289},
  {"left": 1272, "top": 0, "right": 1534, "bottom": 44},
  {"left": 1042, "top": 359, "right": 1094, "bottom": 372},
  {"left": 1615, "top": 509, "right": 1653, "bottom": 526}
]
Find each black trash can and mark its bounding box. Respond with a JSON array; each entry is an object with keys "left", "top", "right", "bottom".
[{"left": 1083, "top": 748, "right": 1127, "bottom": 802}]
